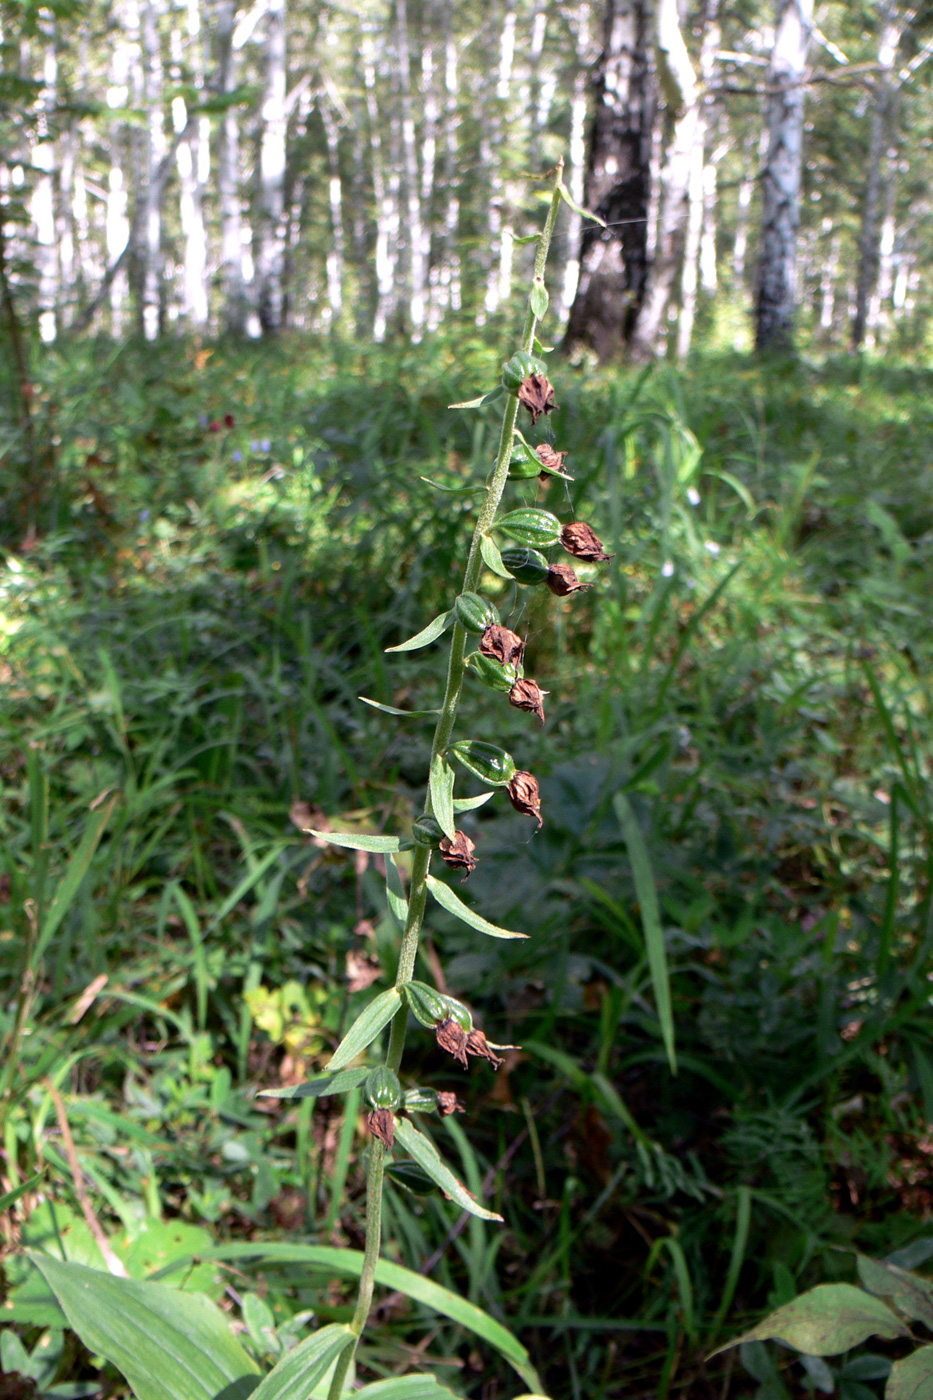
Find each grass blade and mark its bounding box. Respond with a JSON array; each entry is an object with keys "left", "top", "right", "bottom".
[{"left": 613, "top": 793, "right": 676, "bottom": 1072}]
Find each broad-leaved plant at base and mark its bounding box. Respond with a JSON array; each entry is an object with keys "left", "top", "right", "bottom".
[{"left": 25, "top": 161, "right": 613, "bottom": 1399}]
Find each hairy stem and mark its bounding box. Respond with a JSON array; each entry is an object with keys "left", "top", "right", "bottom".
[{"left": 326, "top": 160, "right": 564, "bottom": 1400}]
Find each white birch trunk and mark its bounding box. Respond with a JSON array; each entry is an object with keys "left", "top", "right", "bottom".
[
  {"left": 395, "top": 0, "right": 427, "bottom": 336},
  {"left": 106, "top": 2, "right": 138, "bottom": 335},
  {"left": 321, "top": 97, "right": 345, "bottom": 326},
  {"left": 676, "top": 0, "right": 720, "bottom": 359},
  {"left": 867, "top": 191, "right": 896, "bottom": 347},
  {"left": 31, "top": 18, "right": 59, "bottom": 343},
  {"left": 257, "top": 0, "right": 287, "bottom": 332},
  {"left": 560, "top": 6, "right": 591, "bottom": 316},
  {"left": 482, "top": 0, "right": 516, "bottom": 320},
  {"left": 819, "top": 220, "right": 839, "bottom": 331},
  {"left": 430, "top": 15, "right": 460, "bottom": 327},
  {"left": 218, "top": 0, "right": 248, "bottom": 334},
  {"left": 420, "top": 38, "right": 437, "bottom": 317},
  {"left": 853, "top": 9, "right": 900, "bottom": 349},
  {"left": 362, "top": 22, "right": 397, "bottom": 340},
  {"left": 754, "top": 0, "right": 813, "bottom": 352},
  {"left": 141, "top": 0, "right": 165, "bottom": 340}
]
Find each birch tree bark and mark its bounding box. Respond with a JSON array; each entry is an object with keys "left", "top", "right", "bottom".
[
  {"left": 257, "top": 0, "right": 287, "bottom": 332},
  {"left": 217, "top": 0, "right": 248, "bottom": 334},
  {"left": 564, "top": 0, "right": 654, "bottom": 359},
  {"left": 320, "top": 94, "right": 345, "bottom": 327},
  {"left": 628, "top": 0, "right": 700, "bottom": 359},
  {"left": 141, "top": 0, "right": 165, "bottom": 340},
  {"left": 753, "top": 0, "right": 813, "bottom": 353},
  {"left": 31, "top": 14, "right": 59, "bottom": 344},
  {"left": 852, "top": 6, "right": 901, "bottom": 349},
  {"left": 430, "top": 8, "right": 461, "bottom": 327},
  {"left": 362, "top": 20, "right": 398, "bottom": 340},
  {"left": 395, "top": 0, "right": 427, "bottom": 336},
  {"left": 481, "top": 0, "right": 516, "bottom": 320},
  {"left": 676, "top": 0, "right": 720, "bottom": 360}
]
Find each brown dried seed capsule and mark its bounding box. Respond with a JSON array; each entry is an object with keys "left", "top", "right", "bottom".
[
  {"left": 509, "top": 678, "right": 548, "bottom": 726},
  {"left": 436, "top": 1017, "right": 469, "bottom": 1068},
  {"left": 535, "top": 444, "right": 568, "bottom": 481},
  {"left": 560, "top": 521, "right": 613, "bottom": 562},
  {"left": 437, "top": 1091, "right": 465, "bottom": 1116},
  {"left": 507, "top": 770, "right": 543, "bottom": 829},
  {"left": 546, "top": 562, "right": 591, "bottom": 596},
  {"left": 465, "top": 1029, "right": 505, "bottom": 1070},
  {"left": 479, "top": 624, "right": 524, "bottom": 667},
  {"left": 517, "top": 374, "right": 557, "bottom": 426},
  {"left": 439, "top": 830, "right": 478, "bottom": 880},
  {"left": 368, "top": 1108, "right": 396, "bottom": 1148}
]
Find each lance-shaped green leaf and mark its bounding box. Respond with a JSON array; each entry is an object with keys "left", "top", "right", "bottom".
[
  {"left": 359, "top": 697, "right": 441, "bottom": 717},
  {"left": 386, "top": 854, "right": 409, "bottom": 929},
  {"left": 614, "top": 793, "right": 676, "bottom": 1073},
  {"left": 453, "top": 791, "right": 495, "bottom": 812},
  {"left": 326, "top": 988, "right": 403, "bottom": 1071},
  {"left": 419, "top": 477, "right": 485, "bottom": 494},
  {"left": 557, "top": 181, "right": 606, "bottom": 226},
  {"left": 708, "top": 1285, "right": 908, "bottom": 1360},
  {"left": 426, "top": 874, "right": 527, "bottom": 941},
  {"left": 480, "top": 533, "right": 514, "bottom": 580},
  {"left": 393, "top": 1119, "right": 503, "bottom": 1222},
  {"left": 448, "top": 385, "right": 506, "bottom": 410},
  {"left": 304, "top": 829, "right": 402, "bottom": 854},
  {"left": 529, "top": 277, "right": 549, "bottom": 320},
  {"left": 429, "top": 752, "right": 456, "bottom": 841},
  {"left": 512, "top": 232, "right": 541, "bottom": 246},
  {"left": 386, "top": 611, "right": 454, "bottom": 654},
  {"left": 887, "top": 1345, "right": 933, "bottom": 1400},
  {"left": 354, "top": 1378, "right": 460, "bottom": 1398},
  {"left": 257, "top": 1067, "right": 370, "bottom": 1101},
  {"left": 250, "top": 1324, "right": 353, "bottom": 1400},
  {"left": 0, "top": 1171, "right": 43, "bottom": 1214},
  {"left": 30, "top": 1254, "right": 260, "bottom": 1400}
]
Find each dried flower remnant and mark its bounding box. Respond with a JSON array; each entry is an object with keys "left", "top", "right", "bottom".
[
  {"left": 509, "top": 678, "right": 548, "bottom": 726},
  {"left": 517, "top": 374, "right": 557, "bottom": 426},
  {"left": 480, "top": 624, "right": 524, "bottom": 667},
  {"left": 507, "top": 771, "right": 543, "bottom": 829},
  {"left": 546, "top": 562, "right": 591, "bottom": 596},
  {"left": 560, "top": 521, "right": 613, "bottom": 562},
  {"left": 439, "top": 830, "right": 478, "bottom": 880},
  {"left": 436, "top": 1017, "right": 469, "bottom": 1068},
  {"left": 368, "top": 1108, "right": 396, "bottom": 1148},
  {"left": 536, "top": 444, "right": 568, "bottom": 481},
  {"left": 437, "top": 1091, "right": 465, "bottom": 1116},
  {"left": 465, "top": 1029, "right": 505, "bottom": 1070}
]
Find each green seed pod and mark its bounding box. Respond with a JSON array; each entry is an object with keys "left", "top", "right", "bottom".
[
  {"left": 365, "top": 1065, "right": 402, "bottom": 1111},
  {"left": 440, "top": 994, "right": 474, "bottom": 1031},
  {"left": 501, "top": 351, "right": 547, "bottom": 394},
  {"left": 453, "top": 592, "right": 500, "bottom": 635},
  {"left": 465, "top": 650, "right": 519, "bottom": 693},
  {"left": 403, "top": 980, "right": 449, "bottom": 1027},
  {"left": 385, "top": 1159, "right": 439, "bottom": 1196},
  {"left": 497, "top": 508, "right": 561, "bottom": 549},
  {"left": 448, "top": 739, "right": 518, "bottom": 787},
  {"left": 508, "top": 439, "right": 543, "bottom": 479},
  {"left": 500, "top": 546, "right": 550, "bottom": 585},
  {"left": 411, "top": 814, "right": 444, "bottom": 848},
  {"left": 402, "top": 1086, "right": 439, "bottom": 1113}
]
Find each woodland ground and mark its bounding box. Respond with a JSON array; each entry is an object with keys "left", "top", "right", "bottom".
[{"left": 3, "top": 336, "right": 933, "bottom": 1399}]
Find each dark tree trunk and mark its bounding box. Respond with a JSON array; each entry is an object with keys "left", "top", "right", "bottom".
[{"left": 564, "top": 0, "right": 654, "bottom": 360}]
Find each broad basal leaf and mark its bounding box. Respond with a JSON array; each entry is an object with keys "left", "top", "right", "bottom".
[
  {"left": 326, "top": 988, "right": 402, "bottom": 1071},
  {"left": 886, "top": 1345, "right": 933, "bottom": 1400},
  {"left": 31, "top": 1254, "right": 259, "bottom": 1400},
  {"left": 385, "top": 611, "right": 453, "bottom": 653},
  {"left": 393, "top": 1119, "right": 503, "bottom": 1222},
  {"left": 426, "top": 875, "right": 527, "bottom": 940},
  {"left": 353, "top": 1378, "right": 459, "bottom": 1398},
  {"left": 858, "top": 1254, "right": 933, "bottom": 1329},
  {"left": 710, "top": 1285, "right": 908, "bottom": 1360},
  {"left": 250, "top": 1324, "right": 353, "bottom": 1400}
]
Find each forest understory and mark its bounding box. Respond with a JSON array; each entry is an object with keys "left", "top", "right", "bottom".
[{"left": 2, "top": 336, "right": 933, "bottom": 1399}]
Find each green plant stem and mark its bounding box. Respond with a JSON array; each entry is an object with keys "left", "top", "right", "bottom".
[{"left": 325, "top": 160, "right": 564, "bottom": 1400}]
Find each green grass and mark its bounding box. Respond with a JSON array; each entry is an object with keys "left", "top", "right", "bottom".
[{"left": 3, "top": 336, "right": 933, "bottom": 1399}]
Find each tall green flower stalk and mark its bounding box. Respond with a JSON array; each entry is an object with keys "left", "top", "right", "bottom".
[{"left": 290, "top": 158, "right": 611, "bottom": 1399}]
